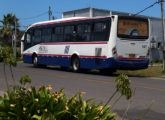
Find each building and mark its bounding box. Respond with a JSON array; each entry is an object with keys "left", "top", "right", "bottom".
[{"left": 62, "top": 7, "right": 163, "bottom": 61}]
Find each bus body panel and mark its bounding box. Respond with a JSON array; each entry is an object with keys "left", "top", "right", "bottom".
[{"left": 23, "top": 42, "right": 111, "bottom": 69}]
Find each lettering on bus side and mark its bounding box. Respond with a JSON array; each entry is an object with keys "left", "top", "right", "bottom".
[
  {"left": 64, "top": 45, "right": 70, "bottom": 54},
  {"left": 39, "top": 46, "right": 48, "bottom": 53}
]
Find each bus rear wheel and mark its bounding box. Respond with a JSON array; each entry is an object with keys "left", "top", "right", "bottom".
[{"left": 72, "top": 57, "right": 80, "bottom": 72}]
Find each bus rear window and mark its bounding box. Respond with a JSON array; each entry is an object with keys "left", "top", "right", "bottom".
[{"left": 117, "top": 17, "right": 148, "bottom": 39}]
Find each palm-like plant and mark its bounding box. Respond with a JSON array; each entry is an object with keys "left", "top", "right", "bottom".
[{"left": 0, "top": 13, "right": 19, "bottom": 46}]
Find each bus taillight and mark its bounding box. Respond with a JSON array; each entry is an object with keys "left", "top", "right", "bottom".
[{"left": 112, "top": 47, "right": 117, "bottom": 55}]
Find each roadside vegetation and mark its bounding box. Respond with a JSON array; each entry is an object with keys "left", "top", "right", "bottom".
[
  {"left": 0, "top": 13, "right": 24, "bottom": 47},
  {"left": 116, "top": 65, "right": 164, "bottom": 77}
]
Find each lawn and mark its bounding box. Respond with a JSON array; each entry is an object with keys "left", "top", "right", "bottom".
[{"left": 116, "top": 65, "right": 165, "bottom": 77}]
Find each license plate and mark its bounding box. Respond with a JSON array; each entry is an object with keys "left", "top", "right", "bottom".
[{"left": 129, "top": 54, "right": 135, "bottom": 58}]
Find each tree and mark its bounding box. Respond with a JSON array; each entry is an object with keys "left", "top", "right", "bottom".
[{"left": 0, "top": 13, "right": 19, "bottom": 46}]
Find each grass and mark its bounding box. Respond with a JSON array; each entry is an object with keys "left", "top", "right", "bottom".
[{"left": 116, "top": 65, "right": 165, "bottom": 77}]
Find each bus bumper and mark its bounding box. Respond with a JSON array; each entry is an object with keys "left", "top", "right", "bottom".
[{"left": 109, "top": 58, "right": 149, "bottom": 70}]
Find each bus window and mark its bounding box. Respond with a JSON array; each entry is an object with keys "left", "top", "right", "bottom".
[
  {"left": 64, "top": 26, "right": 76, "bottom": 42},
  {"left": 26, "top": 33, "right": 31, "bottom": 44},
  {"left": 77, "top": 24, "right": 90, "bottom": 42},
  {"left": 52, "top": 27, "right": 64, "bottom": 42},
  {"left": 117, "top": 17, "right": 148, "bottom": 39},
  {"left": 32, "top": 29, "right": 41, "bottom": 45},
  {"left": 41, "top": 28, "right": 51, "bottom": 43},
  {"left": 91, "top": 22, "right": 109, "bottom": 41},
  {"left": 94, "top": 23, "right": 107, "bottom": 32},
  {"left": 24, "top": 30, "right": 32, "bottom": 50}
]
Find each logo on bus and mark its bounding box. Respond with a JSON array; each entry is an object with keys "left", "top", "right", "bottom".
[
  {"left": 39, "top": 46, "right": 48, "bottom": 53},
  {"left": 64, "top": 46, "right": 70, "bottom": 54}
]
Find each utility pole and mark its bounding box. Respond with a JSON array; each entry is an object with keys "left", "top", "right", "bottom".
[
  {"left": 14, "top": 17, "right": 17, "bottom": 58},
  {"left": 52, "top": 16, "right": 55, "bottom": 20},
  {"left": 49, "top": 6, "right": 52, "bottom": 21},
  {"left": 161, "top": 0, "right": 165, "bottom": 71}
]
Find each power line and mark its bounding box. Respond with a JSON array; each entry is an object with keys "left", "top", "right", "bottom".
[
  {"left": 19, "top": 10, "right": 61, "bottom": 21},
  {"left": 20, "top": 11, "right": 48, "bottom": 20},
  {"left": 134, "top": 0, "right": 163, "bottom": 16}
]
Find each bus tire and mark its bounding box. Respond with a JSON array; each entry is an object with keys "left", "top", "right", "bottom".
[
  {"left": 71, "top": 57, "right": 80, "bottom": 72},
  {"left": 33, "top": 56, "right": 39, "bottom": 68}
]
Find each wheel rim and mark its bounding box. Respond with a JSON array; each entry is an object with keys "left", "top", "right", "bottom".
[
  {"left": 33, "top": 57, "right": 38, "bottom": 67},
  {"left": 73, "top": 58, "right": 79, "bottom": 71}
]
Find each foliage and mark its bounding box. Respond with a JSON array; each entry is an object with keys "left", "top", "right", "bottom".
[
  {"left": 16, "top": 48, "right": 21, "bottom": 58},
  {"left": 104, "top": 74, "right": 132, "bottom": 109},
  {"left": 0, "top": 13, "right": 19, "bottom": 46},
  {"left": 0, "top": 46, "right": 17, "bottom": 92},
  {"left": 0, "top": 80, "right": 115, "bottom": 120},
  {"left": 0, "top": 46, "right": 17, "bottom": 66},
  {"left": 117, "top": 66, "right": 164, "bottom": 77},
  {"left": 114, "top": 74, "right": 132, "bottom": 100}
]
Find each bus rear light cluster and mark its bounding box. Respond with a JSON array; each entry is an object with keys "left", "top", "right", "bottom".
[{"left": 112, "top": 47, "right": 117, "bottom": 55}]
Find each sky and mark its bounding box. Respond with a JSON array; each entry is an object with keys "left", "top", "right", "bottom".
[{"left": 0, "top": 0, "right": 162, "bottom": 30}]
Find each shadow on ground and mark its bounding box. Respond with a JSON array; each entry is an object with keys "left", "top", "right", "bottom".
[{"left": 23, "top": 63, "right": 149, "bottom": 78}]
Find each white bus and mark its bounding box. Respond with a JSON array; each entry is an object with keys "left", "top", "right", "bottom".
[{"left": 22, "top": 15, "right": 150, "bottom": 73}]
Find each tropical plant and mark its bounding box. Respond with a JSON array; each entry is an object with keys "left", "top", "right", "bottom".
[
  {"left": 0, "top": 13, "right": 19, "bottom": 46},
  {"left": 103, "top": 73, "right": 132, "bottom": 110},
  {"left": 0, "top": 82, "right": 115, "bottom": 120}
]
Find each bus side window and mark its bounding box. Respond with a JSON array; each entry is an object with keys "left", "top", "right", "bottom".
[
  {"left": 52, "top": 27, "right": 64, "bottom": 42},
  {"left": 41, "top": 28, "right": 51, "bottom": 43},
  {"left": 64, "top": 25, "right": 75, "bottom": 42},
  {"left": 92, "top": 22, "right": 108, "bottom": 41},
  {"left": 94, "top": 22, "right": 107, "bottom": 32},
  {"left": 77, "top": 24, "right": 90, "bottom": 42},
  {"left": 32, "top": 29, "right": 41, "bottom": 45}
]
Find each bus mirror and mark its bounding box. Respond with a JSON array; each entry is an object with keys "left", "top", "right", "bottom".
[{"left": 112, "top": 16, "right": 115, "bottom": 21}]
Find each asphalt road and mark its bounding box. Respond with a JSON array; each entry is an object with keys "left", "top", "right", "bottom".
[{"left": 0, "top": 62, "right": 165, "bottom": 120}]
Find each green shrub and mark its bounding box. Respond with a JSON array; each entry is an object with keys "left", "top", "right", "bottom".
[
  {"left": 17, "top": 48, "right": 21, "bottom": 58},
  {"left": 0, "top": 80, "right": 115, "bottom": 120}
]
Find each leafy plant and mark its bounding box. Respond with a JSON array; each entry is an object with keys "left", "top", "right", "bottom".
[
  {"left": 0, "top": 46, "right": 17, "bottom": 92},
  {"left": 0, "top": 81, "right": 115, "bottom": 120},
  {"left": 104, "top": 73, "right": 132, "bottom": 109}
]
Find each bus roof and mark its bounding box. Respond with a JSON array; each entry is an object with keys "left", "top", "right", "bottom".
[
  {"left": 28, "top": 16, "right": 112, "bottom": 29},
  {"left": 27, "top": 15, "right": 148, "bottom": 30}
]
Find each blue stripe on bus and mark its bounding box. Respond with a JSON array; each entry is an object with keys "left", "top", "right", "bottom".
[{"left": 23, "top": 54, "right": 149, "bottom": 70}]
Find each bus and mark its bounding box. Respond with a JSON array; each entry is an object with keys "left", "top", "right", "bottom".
[{"left": 22, "top": 15, "right": 150, "bottom": 73}]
